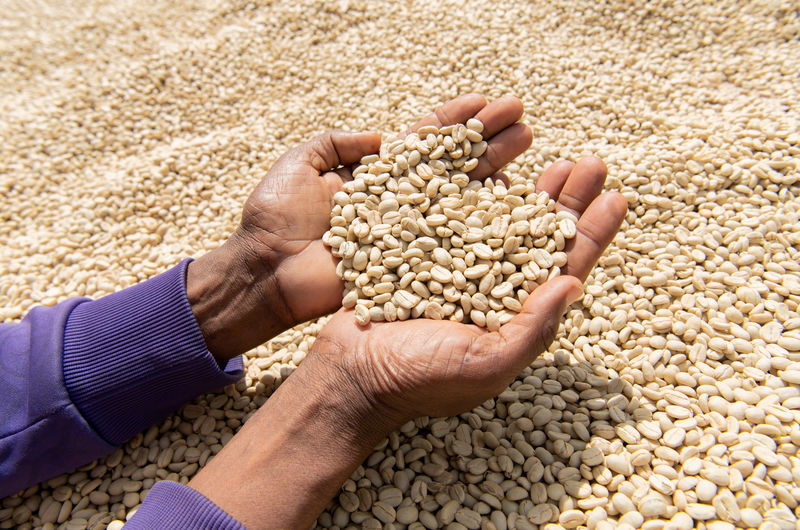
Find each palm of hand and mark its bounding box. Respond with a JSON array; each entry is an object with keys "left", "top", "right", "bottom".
[
  {"left": 241, "top": 164, "right": 333, "bottom": 257},
  {"left": 237, "top": 133, "right": 380, "bottom": 324},
  {"left": 320, "top": 313, "right": 509, "bottom": 419},
  {"left": 319, "top": 276, "right": 581, "bottom": 421}
]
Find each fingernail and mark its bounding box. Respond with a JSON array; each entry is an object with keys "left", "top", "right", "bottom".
[{"left": 567, "top": 282, "right": 584, "bottom": 305}]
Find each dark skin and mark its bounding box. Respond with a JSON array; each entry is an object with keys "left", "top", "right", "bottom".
[
  {"left": 185, "top": 94, "right": 627, "bottom": 528},
  {"left": 187, "top": 94, "right": 537, "bottom": 362}
]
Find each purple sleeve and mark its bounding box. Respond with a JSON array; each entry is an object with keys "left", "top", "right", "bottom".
[
  {"left": 0, "top": 259, "right": 244, "bottom": 499},
  {"left": 0, "top": 297, "right": 114, "bottom": 498},
  {"left": 125, "top": 481, "right": 244, "bottom": 530}
]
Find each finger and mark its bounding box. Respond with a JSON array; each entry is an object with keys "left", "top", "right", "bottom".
[
  {"left": 563, "top": 192, "right": 628, "bottom": 281},
  {"left": 471, "top": 95, "right": 524, "bottom": 139},
  {"left": 331, "top": 132, "right": 382, "bottom": 166},
  {"left": 468, "top": 122, "right": 532, "bottom": 180},
  {"left": 297, "top": 131, "right": 382, "bottom": 173},
  {"left": 490, "top": 171, "right": 510, "bottom": 187},
  {"left": 553, "top": 156, "right": 607, "bottom": 219},
  {"left": 473, "top": 275, "right": 583, "bottom": 374},
  {"left": 321, "top": 169, "right": 351, "bottom": 197},
  {"left": 535, "top": 160, "right": 575, "bottom": 199},
  {"left": 405, "top": 93, "right": 488, "bottom": 135}
]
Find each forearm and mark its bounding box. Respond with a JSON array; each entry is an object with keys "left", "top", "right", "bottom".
[
  {"left": 188, "top": 347, "right": 397, "bottom": 528},
  {"left": 0, "top": 260, "right": 243, "bottom": 497}
]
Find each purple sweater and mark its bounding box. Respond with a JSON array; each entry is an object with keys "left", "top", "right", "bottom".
[{"left": 0, "top": 260, "right": 245, "bottom": 529}]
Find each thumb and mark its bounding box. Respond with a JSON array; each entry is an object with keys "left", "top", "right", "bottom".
[
  {"left": 296, "top": 130, "right": 381, "bottom": 173},
  {"left": 485, "top": 275, "right": 583, "bottom": 374}
]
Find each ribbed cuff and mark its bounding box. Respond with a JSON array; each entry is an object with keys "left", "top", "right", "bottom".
[
  {"left": 62, "top": 259, "right": 244, "bottom": 445},
  {"left": 125, "top": 480, "right": 245, "bottom": 530}
]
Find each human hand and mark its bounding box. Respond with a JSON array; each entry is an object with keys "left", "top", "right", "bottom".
[
  {"left": 186, "top": 94, "right": 539, "bottom": 362},
  {"left": 187, "top": 96, "right": 626, "bottom": 529},
  {"left": 311, "top": 97, "right": 628, "bottom": 422},
  {"left": 185, "top": 130, "right": 381, "bottom": 361}
]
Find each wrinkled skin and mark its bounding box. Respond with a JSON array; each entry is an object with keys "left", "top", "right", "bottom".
[
  {"left": 292, "top": 95, "right": 626, "bottom": 423},
  {"left": 196, "top": 94, "right": 626, "bottom": 421},
  {"left": 188, "top": 94, "right": 628, "bottom": 529}
]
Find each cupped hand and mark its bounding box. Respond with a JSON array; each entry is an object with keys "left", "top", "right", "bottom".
[
  {"left": 234, "top": 131, "right": 381, "bottom": 325},
  {"left": 187, "top": 131, "right": 380, "bottom": 361},
  {"left": 309, "top": 96, "right": 627, "bottom": 423},
  {"left": 236, "top": 94, "right": 536, "bottom": 326},
  {"left": 189, "top": 94, "right": 541, "bottom": 361}
]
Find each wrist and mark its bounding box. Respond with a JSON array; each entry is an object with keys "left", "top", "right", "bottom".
[
  {"left": 186, "top": 230, "right": 289, "bottom": 362},
  {"left": 188, "top": 344, "right": 399, "bottom": 528},
  {"left": 298, "top": 338, "right": 404, "bottom": 443}
]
